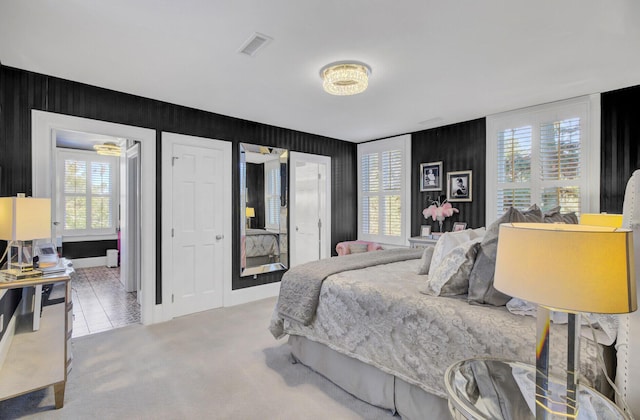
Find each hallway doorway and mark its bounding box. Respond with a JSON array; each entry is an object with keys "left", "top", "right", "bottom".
[
  {"left": 52, "top": 129, "right": 142, "bottom": 336},
  {"left": 32, "top": 110, "right": 157, "bottom": 324},
  {"left": 289, "top": 152, "right": 331, "bottom": 267}
]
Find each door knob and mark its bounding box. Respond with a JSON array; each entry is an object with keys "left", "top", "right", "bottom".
[{"left": 216, "top": 235, "right": 224, "bottom": 240}]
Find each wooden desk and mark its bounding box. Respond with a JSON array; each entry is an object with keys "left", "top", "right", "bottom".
[{"left": 0, "top": 275, "right": 72, "bottom": 409}]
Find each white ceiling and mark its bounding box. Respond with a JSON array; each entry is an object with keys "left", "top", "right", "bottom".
[
  {"left": 1, "top": 1, "right": 639, "bottom": 143},
  {"left": 55, "top": 129, "right": 123, "bottom": 150}
]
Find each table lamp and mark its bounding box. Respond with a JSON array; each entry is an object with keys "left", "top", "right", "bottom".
[
  {"left": 494, "top": 222, "right": 636, "bottom": 418},
  {"left": 0, "top": 195, "right": 51, "bottom": 275},
  {"left": 579, "top": 213, "right": 623, "bottom": 228},
  {"left": 245, "top": 207, "right": 255, "bottom": 228}
]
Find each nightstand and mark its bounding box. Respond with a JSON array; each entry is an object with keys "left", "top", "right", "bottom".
[
  {"left": 408, "top": 236, "right": 439, "bottom": 248},
  {"left": 444, "top": 358, "right": 628, "bottom": 419},
  {"left": 0, "top": 275, "right": 72, "bottom": 409}
]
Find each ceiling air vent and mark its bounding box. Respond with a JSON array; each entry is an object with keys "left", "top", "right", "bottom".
[
  {"left": 418, "top": 117, "right": 444, "bottom": 127},
  {"left": 238, "top": 32, "right": 273, "bottom": 57}
]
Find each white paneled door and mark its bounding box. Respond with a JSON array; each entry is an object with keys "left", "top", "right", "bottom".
[{"left": 170, "top": 140, "right": 226, "bottom": 317}]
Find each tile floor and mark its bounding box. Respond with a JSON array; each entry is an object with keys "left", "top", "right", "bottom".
[{"left": 71, "top": 266, "right": 140, "bottom": 338}]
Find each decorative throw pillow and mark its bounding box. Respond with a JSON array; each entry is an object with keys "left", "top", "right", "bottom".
[
  {"left": 416, "top": 245, "right": 435, "bottom": 275},
  {"left": 471, "top": 227, "right": 487, "bottom": 237},
  {"left": 428, "top": 229, "right": 484, "bottom": 277},
  {"left": 467, "top": 205, "right": 543, "bottom": 306},
  {"left": 543, "top": 206, "right": 579, "bottom": 224},
  {"left": 349, "top": 243, "right": 369, "bottom": 254},
  {"left": 420, "top": 238, "right": 482, "bottom": 296}
]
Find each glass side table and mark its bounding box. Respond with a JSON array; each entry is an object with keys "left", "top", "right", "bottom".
[{"left": 444, "top": 358, "right": 629, "bottom": 420}]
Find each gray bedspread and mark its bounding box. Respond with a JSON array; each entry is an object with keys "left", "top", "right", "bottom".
[
  {"left": 245, "top": 228, "right": 279, "bottom": 257},
  {"left": 270, "top": 259, "right": 610, "bottom": 399},
  {"left": 271, "top": 248, "right": 423, "bottom": 333}
]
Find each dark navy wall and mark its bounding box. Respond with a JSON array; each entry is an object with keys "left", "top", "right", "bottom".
[
  {"left": 0, "top": 64, "right": 358, "bottom": 296},
  {"left": 411, "top": 118, "right": 486, "bottom": 233},
  {"left": 63, "top": 240, "right": 119, "bottom": 259},
  {"left": 600, "top": 85, "right": 640, "bottom": 213}
]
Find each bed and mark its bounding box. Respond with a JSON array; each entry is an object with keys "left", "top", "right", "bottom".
[
  {"left": 242, "top": 228, "right": 281, "bottom": 268},
  {"left": 269, "top": 170, "right": 640, "bottom": 419}
]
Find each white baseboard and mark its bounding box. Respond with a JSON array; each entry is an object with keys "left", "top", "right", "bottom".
[
  {"left": 227, "top": 282, "right": 280, "bottom": 307},
  {"left": 71, "top": 256, "right": 108, "bottom": 268},
  {"left": 0, "top": 310, "right": 18, "bottom": 371}
]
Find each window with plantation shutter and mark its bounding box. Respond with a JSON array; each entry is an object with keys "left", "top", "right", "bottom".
[
  {"left": 264, "top": 159, "right": 281, "bottom": 230},
  {"left": 486, "top": 95, "right": 600, "bottom": 224},
  {"left": 58, "top": 149, "right": 119, "bottom": 237},
  {"left": 358, "top": 135, "right": 411, "bottom": 246}
]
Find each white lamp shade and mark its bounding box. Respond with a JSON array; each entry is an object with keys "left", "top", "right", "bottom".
[
  {"left": 494, "top": 223, "right": 636, "bottom": 314},
  {"left": 0, "top": 197, "right": 52, "bottom": 241}
]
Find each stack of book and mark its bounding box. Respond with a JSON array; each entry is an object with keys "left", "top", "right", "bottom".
[
  {"left": 0, "top": 268, "right": 43, "bottom": 281},
  {"left": 38, "top": 261, "right": 68, "bottom": 276}
]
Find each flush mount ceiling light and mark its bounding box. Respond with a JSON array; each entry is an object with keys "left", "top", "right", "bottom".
[
  {"left": 320, "top": 61, "right": 372, "bottom": 96},
  {"left": 93, "top": 142, "right": 121, "bottom": 156}
]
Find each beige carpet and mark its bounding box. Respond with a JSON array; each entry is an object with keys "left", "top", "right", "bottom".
[{"left": 0, "top": 297, "right": 396, "bottom": 419}]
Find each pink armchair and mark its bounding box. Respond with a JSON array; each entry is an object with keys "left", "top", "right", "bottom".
[{"left": 335, "top": 240, "right": 383, "bottom": 256}]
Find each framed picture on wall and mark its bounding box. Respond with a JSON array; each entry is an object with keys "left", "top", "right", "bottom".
[
  {"left": 447, "top": 170, "right": 472, "bottom": 202},
  {"left": 452, "top": 222, "right": 467, "bottom": 232},
  {"left": 419, "top": 161, "right": 443, "bottom": 192}
]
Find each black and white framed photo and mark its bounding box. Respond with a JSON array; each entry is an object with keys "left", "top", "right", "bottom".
[
  {"left": 420, "top": 225, "right": 432, "bottom": 237},
  {"left": 419, "top": 161, "right": 443, "bottom": 192},
  {"left": 452, "top": 222, "right": 467, "bottom": 232},
  {"left": 447, "top": 170, "right": 472, "bottom": 202}
]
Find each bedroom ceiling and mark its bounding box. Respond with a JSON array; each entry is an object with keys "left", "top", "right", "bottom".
[{"left": 1, "top": 1, "right": 639, "bottom": 143}]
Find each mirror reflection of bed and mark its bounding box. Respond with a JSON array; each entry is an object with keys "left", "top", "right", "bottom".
[{"left": 240, "top": 143, "right": 288, "bottom": 277}]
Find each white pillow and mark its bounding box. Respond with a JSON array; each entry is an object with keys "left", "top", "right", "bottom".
[
  {"left": 428, "top": 229, "right": 482, "bottom": 276},
  {"left": 420, "top": 237, "right": 482, "bottom": 296},
  {"left": 470, "top": 227, "right": 487, "bottom": 238},
  {"left": 415, "top": 246, "right": 435, "bottom": 275}
]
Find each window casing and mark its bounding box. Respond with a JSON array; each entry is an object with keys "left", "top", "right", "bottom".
[
  {"left": 486, "top": 95, "right": 600, "bottom": 224},
  {"left": 57, "top": 149, "right": 119, "bottom": 238},
  {"left": 357, "top": 135, "right": 411, "bottom": 246}
]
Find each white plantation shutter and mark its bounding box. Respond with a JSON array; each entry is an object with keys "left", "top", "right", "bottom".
[
  {"left": 496, "top": 126, "right": 533, "bottom": 214},
  {"left": 90, "top": 161, "right": 113, "bottom": 229},
  {"left": 358, "top": 135, "right": 410, "bottom": 246},
  {"left": 486, "top": 96, "right": 600, "bottom": 223},
  {"left": 64, "top": 159, "right": 87, "bottom": 230},
  {"left": 538, "top": 118, "right": 581, "bottom": 213},
  {"left": 361, "top": 153, "right": 379, "bottom": 235},
  {"left": 264, "top": 160, "right": 281, "bottom": 230},
  {"left": 382, "top": 149, "right": 402, "bottom": 236},
  {"left": 58, "top": 149, "right": 118, "bottom": 237}
]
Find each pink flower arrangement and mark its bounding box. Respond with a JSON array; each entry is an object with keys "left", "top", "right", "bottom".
[{"left": 423, "top": 198, "right": 458, "bottom": 230}]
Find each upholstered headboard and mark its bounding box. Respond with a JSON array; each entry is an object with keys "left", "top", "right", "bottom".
[{"left": 616, "top": 169, "right": 640, "bottom": 418}]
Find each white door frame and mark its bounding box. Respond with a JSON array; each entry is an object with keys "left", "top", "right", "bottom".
[
  {"left": 161, "top": 132, "right": 232, "bottom": 318},
  {"left": 121, "top": 142, "right": 141, "bottom": 294},
  {"left": 31, "top": 110, "right": 158, "bottom": 324},
  {"left": 289, "top": 152, "right": 332, "bottom": 266}
]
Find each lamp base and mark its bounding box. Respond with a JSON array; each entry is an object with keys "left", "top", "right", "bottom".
[{"left": 535, "top": 306, "right": 581, "bottom": 419}]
